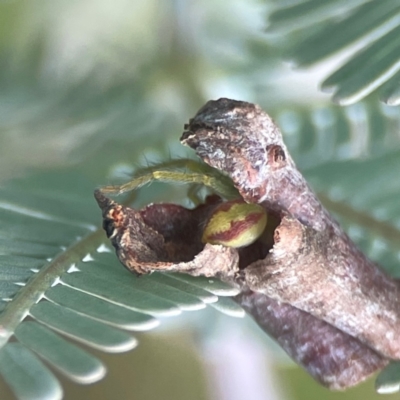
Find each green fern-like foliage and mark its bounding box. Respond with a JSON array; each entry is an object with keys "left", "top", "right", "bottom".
[
  {"left": 1, "top": 1, "right": 400, "bottom": 399},
  {"left": 0, "top": 167, "right": 243, "bottom": 399},
  {"left": 268, "top": 0, "right": 400, "bottom": 105}
]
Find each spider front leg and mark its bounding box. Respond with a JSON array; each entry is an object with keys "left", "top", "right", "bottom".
[
  {"left": 99, "top": 159, "right": 239, "bottom": 200},
  {"left": 98, "top": 159, "right": 268, "bottom": 248}
]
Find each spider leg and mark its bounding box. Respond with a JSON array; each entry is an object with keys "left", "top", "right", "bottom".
[
  {"left": 186, "top": 184, "right": 204, "bottom": 205},
  {"left": 99, "top": 159, "right": 239, "bottom": 200}
]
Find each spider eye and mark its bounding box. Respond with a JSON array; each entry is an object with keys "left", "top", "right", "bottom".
[
  {"left": 103, "top": 219, "right": 116, "bottom": 238},
  {"left": 202, "top": 199, "right": 267, "bottom": 248}
]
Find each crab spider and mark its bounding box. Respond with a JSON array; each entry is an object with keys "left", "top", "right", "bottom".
[{"left": 99, "top": 159, "right": 268, "bottom": 248}]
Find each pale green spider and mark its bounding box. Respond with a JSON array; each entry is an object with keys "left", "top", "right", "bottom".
[{"left": 99, "top": 159, "right": 268, "bottom": 248}]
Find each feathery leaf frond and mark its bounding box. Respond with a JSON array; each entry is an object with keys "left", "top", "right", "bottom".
[
  {"left": 0, "top": 169, "right": 241, "bottom": 400},
  {"left": 268, "top": 0, "right": 400, "bottom": 105}
]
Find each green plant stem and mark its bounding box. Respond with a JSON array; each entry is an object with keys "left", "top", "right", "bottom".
[{"left": 0, "top": 228, "right": 107, "bottom": 349}]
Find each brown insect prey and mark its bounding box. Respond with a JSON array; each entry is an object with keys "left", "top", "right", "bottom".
[{"left": 95, "top": 98, "right": 400, "bottom": 389}]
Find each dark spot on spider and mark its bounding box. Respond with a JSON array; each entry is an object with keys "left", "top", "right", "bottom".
[
  {"left": 103, "top": 219, "right": 115, "bottom": 238},
  {"left": 266, "top": 145, "right": 286, "bottom": 169}
]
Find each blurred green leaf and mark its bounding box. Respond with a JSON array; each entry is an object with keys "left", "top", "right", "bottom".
[{"left": 268, "top": 0, "right": 400, "bottom": 105}]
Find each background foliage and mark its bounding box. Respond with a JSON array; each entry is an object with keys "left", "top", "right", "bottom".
[{"left": 0, "top": 1, "right": 400, "bottom": 399}]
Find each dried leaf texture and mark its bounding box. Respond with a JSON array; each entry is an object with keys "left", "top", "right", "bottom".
[
  {"left": 237, "top": 291, "right": 387, "bottom": 390},
  {"left": 182, "top": 98, "right": 400, "bottom": 359},
  {"left": 94, "top": 190, "right": 239, "bottom": 278},
  {"left": 96, "top": 98, "right": 400, "bottom": 389},
  {"left": 95, "top": 186, "right": 388, "bottom": 389}
]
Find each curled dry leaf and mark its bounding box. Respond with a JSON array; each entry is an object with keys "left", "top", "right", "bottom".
[
  {"left": 95, "top": 98, "right": 400, "bottom": 390},
  {"left": 94, "top": 192, "right": 239, "bottom": 278}
]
